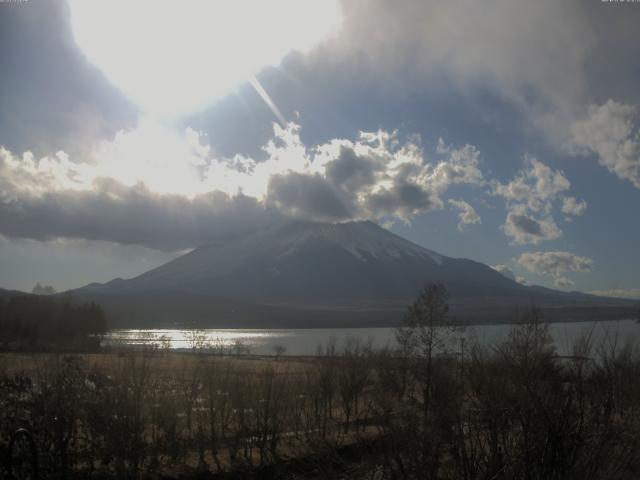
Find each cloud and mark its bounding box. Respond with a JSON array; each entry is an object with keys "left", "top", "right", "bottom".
[
  {"left": 0, "top": 120, "right": 487, "bottom": 248},
  {"left": 561, "top": 196, "right": 587, "bottom": 216},
  {"left": 448, "top": 199, "right": 481, "bottom": 231},
  {"left": 266, "top": 172, "right": 351, "bottom": 222},
  {"left": 305, "top": 0, "right": 623, "bottom": 155},
  {"left": 306, "top": 1, "right": 640, "bottom": 180},
  {"left": 490, "top": 264, "right": 516, "bottom": 282},
  {"left": 554, "top": 277, "right": 574, "bottom": 288},
  {"left": 0, "top": 0, "right": 137, "bottom": 158},
  {"left": 363, "top": 181, "right": 437, "bottom": 220},
  {"left": 492, "top": 158, "right": 582, "bottom": 245},
  {"left": 329, "top": 0, "right": 593, "bottom": 115},
  {"left": 302, "top": 133, "right": 485, "bottom": 221},
  {"left": 0, "top": 176, "right": 275, "bottom": 250},
  {"left": 516, "top": 250, "right": 593, "bottom": 287},
  {"left": 569, "top": 100, "right": 640, "bottom": 189},
  {"left": 502, "top": 210, "right": 561, "bottom": 245},
  {"left": 0, "top": 141, "right": 275, "bottom": 250},
  {"left": 590, "top": 289, "right": 640, "bottom": 300},
  {"left": 492, "top": 158, "right": 571, "bottom": 213}
]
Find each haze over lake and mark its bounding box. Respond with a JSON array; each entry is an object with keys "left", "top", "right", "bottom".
[{"left": 104, "top": 319, "right": 640, "bottom": 356}]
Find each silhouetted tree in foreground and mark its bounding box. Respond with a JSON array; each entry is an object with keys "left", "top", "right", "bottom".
[{"left": 396, "top": 283, "right": 461, "bottom": 414}]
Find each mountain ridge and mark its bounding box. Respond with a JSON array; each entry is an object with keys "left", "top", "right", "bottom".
[
  {"left": 75, "top": 220, "right": 520, "bottom": 300},
  {"left": 68, "top": 220, "right": 636, "bottom": 327}
]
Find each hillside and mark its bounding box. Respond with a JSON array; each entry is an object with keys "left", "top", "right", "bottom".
[{"left": 70, "top": 221, "right": 636, "bottom": 327}]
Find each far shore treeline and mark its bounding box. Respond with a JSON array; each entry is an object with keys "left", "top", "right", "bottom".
[{"left": 0, "top": 293, "right": 107, "bottom": 349}]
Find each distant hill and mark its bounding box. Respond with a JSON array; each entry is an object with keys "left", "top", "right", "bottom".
[
  {"left": 0, "top": 287, "right": 27, "bottom": 300},
  {"left": 69, "top": 221, "right": 636, "bottom": 327}
]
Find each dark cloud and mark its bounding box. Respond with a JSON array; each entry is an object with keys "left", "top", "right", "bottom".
[
  {"left": 266, "top": 172, "right": 351, "bottom": 222},
  {"left": 0, "top": 178, "right": 276, "bottom": 250},
  {"left": 502, "top": 211, "right": 561, "bottom": 245},
  {"left": 310, "top": 0, "right": 596, "bottom": 138},
  {"left": 509, "top": 214, "right": 542, "bottom": 236},
  {"left": 365, "top": 182, "right": 436, "bottom": 219},
  {"left": 0, "top": 0, "right": 136, "bottom": 156},
  {"left": 324, "top": 146, "right": 378, "bottom": 192}
]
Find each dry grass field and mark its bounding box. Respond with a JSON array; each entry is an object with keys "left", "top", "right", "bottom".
[{"left": 0, "top": 350, "right": 315, "bottom": 377}]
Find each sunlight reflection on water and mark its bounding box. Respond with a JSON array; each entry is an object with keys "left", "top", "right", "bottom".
[
  {"left": 104, "top": 329, "right": 288, "bottom": 351},
  {"left": 102, "top": 320, "right": 639, "bottom": 356}
]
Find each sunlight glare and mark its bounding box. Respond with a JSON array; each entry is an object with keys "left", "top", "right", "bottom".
[{"left": 68, "top": 0, "right": 342, "bottom": 117}]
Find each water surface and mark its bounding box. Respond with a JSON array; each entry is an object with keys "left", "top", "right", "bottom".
[{"left": 103, "top": 319, "right": 639, "bottom": 356}]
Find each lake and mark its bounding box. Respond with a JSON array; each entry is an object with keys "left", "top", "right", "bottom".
[{"left": 103, "top": 319, "right": 640, "bottom": 356}]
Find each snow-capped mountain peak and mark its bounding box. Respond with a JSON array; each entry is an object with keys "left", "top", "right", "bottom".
[{"left": 272, "top": 221, "right": 443, "bottom": 264}]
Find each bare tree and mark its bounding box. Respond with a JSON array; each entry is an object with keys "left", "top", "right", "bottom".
[
  {"left": 337, "top": 337, "right": 371, "bottom": 433},
  {"left": 272, "top": 344, "right": 286, "bottom": 360},
  {"left": 396, "top": 284, "right": 460, "bottom": 413}
]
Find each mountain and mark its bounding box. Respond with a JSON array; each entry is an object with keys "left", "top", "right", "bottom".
[{"left": 70, "top": 221, "right": 636, "bottom": 327}]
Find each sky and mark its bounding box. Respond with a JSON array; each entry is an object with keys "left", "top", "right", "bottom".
[{"left": 0, "top": 0, "right": 639, "bottom": 297}]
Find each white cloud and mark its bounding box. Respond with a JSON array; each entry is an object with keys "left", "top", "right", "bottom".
[
  {"left": 492, "top": 158, "right": 576, "bottom": 245},
  {"left": 561, "top": 196, "right": 587, "bottom": 216},
  {"left": 264, "top": 127, "right": 485, "bottom": 221},
  {"left": 448, "top": 199, "right": 481, "bottom": 231},
  {"left": 492, "top": 157, "right": 570, "bottom": 214},
  {"left": 0, "top": 120, "right": 487, "bottom": 247},
  {"left": 490, "top": 264, "right": 515, "bottom": 281},
  {"left": 569, "top": 100, "right": 640, "bottom": 189},
  {"left": 516, "top": 250, "right": 593, "bottom": 287},
  {"left": 590, "top": 289, "right": 640, "bottom": 300},
  {"left": 554, "top": 277, "right": 574, "bottom": 288}
]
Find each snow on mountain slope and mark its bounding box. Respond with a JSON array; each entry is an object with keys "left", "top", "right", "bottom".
[
  {"left": 271, "top": 221, "right": 443, "bottom": 264},
  {"left": 79, "top": 220, "right": 522, "bottom": 304}
]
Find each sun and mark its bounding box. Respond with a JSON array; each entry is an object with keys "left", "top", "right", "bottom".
[{"left": 68, "top": 0, "right": 341, "bottom": 118}]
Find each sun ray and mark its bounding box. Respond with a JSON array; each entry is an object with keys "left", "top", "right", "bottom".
[{"left": 248, "top": 76, "right": 287, "bottom": 126}]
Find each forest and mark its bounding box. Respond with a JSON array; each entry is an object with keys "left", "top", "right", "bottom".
[{"left": 0, "top": 294, "right": 107, "bottom": 349}]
